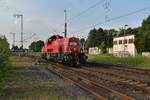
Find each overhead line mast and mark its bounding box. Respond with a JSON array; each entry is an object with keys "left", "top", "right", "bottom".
[
  {"left": 64, "top": 9, "right": 67, "bottom": 37},
  {"left": 13, "top": 14, "right": 24, "bottom": 48}
]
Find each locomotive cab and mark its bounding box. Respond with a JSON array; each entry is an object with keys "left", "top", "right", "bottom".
[{"left": 47, "top": 35, "right": 63, "bottom": 44}]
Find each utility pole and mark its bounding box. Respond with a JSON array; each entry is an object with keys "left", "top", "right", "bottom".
[
  {"left": 64, "top": 9, "right": 67, "bottom": 38},
  {"left": 123, "top": 24, "right": 128, "bottom": 57},
  {"left": 13, "top": 14, "right": 23, "bottom": 49},
  {"left": 21, "top": 15, "right": 23, "bottom": 49}
]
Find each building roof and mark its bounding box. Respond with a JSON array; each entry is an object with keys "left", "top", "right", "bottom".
[{"left": 113, "top": 34, "right": 135, "bottom": 38}]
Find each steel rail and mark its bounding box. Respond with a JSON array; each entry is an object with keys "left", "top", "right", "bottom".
[
  {"left": 80, "top": 67, "right": 150, "bottom": 94},
  {"left": 48, "top": 63, "right": 134, "bottom": 100},
  {"left": 46, "top": 67, "right": 106, "bottom": 100},
  {"left": 82, "top": 67, "right": 150, "bottom": 83},
  {"left": 112, "top": 67, "right": 150, "bottom": 76}
]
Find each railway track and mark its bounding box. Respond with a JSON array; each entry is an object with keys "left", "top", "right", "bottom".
[
  {"left": 79, "top": 67, "right": 150, "bottom": 95},
  {"left": 110, "top": 67, "right": 150, "bottom": 76},
  {"left": 34, "top": 57, "right": 150, "bottom": 99},
  {"left": 46, "top": 63, "right": 134, "bottom": 100},
  {"left": 86, "top": 62, "right": 150, "bottom": 76}
]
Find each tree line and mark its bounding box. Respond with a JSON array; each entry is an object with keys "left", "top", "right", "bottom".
[
  {"left": 85, "top": 15, "right": 150, "bottom": 54},
  {"left": 28, "top": 15, "right": 150, "bottom": 54}
]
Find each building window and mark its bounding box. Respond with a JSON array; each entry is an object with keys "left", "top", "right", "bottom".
[
  {"left": 129, "top": 39, "right": 134, "bottom": 43},
  {"left": 123, "top": 39, "right": 128, "bottom": 44},
  {"left": 119, "top": 40, "right": 122, "bottom": 44},
  {"left": 113, "top": 41, "right": 117, "bottom": 45}
]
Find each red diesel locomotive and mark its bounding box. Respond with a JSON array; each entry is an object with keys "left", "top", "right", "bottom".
[{"left": 41, "top": 35, "right": 86, "bottom": 65}]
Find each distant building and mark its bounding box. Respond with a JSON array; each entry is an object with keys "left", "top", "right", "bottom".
[
  {"left": 107, "top": 48, "right": 113, "bottom": 55},
  {"left": 89, "top": 47, "right": 101, "bottom": 55},
  {"left": 113, "top": 35, "right": 137, "bottom": 57},
  {"left": 142, "top": 52, "right": 150, "bottom": 57}
]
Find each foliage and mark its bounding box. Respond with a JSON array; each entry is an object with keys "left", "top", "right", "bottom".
[
  {"left": 99, "top": 42, "right": 107, "bottom": 54},
  {"left": 104, "top": 29, "right": 118, "bottom": 47},
  {"left": 135, "top": 15, "right": 150, "bottom": 53},
  {"left": 85, "top": 28, "right": 107, "bottom": 49},
  {"left": 85, "top": 15, "right": 150, "bottom": 54},
  {"left": 85, "top": 28, "right": 97, "bottom": 49},
  {"left": 0, "top": 37, "right": 10, "bottom": 82},
  {"left": 85, "top": 28, "right": 118, "bottom": 50},
  {"left": 88, "top": 55, "right": 150, "bottom": 68},
  {"left": 118, "top": 28, "right": 137, "bottom": 36},
  {"left": 29, "top": 40, "right": 44, "bottom": 52}
]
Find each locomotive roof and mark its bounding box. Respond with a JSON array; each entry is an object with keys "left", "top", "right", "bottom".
[{"left": 48, "top": 35, "right": 63, "bottom": 40}]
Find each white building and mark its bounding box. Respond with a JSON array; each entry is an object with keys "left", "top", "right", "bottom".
[
  {"left": 113, "top": 35, "right": 137, "bottom": 57},
  {"left": 89, "top": 47, "right": 101, "bottom": 55}
]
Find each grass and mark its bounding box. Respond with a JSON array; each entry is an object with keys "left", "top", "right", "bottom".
[
  {"left": 88, "top": 54, "right": 150, "bottom": 68},
  {"left": 0, "top": 56, "right": 33, "bottom": 92},
  {"left": 9, "top": 56, "right": 34, "bottom": 69}
]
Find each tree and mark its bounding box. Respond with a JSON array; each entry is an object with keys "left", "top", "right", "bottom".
[
  {"left": 85, "top": 28, "right": 107, "bottom": 49},
  {"left": 85, "top": 15, "right": 150, "bottom": 53},
  {"left": 144, "top": 32, "right": 150, "bottom": 51},
  {"left": 135, "top": 15, "right": 150, "bottom": 53},
  {"left": 99, "top": 42, "right": 107, "bottom": 54},
  {"left": 29, "top": 40, "right": 44, "bottom": 52},
  {"left": 104, "top": 29, "right": 117, "bottom": 48},
  {"left": 140, "top": 15, "right": 150, "bottom": 33},
  {"left": 85, "top": 28, "right": 97, "bottom": 49},
  {"left": 0, "top": 36, "right": 9, "bottom": 61},
  {"left": 0, "top": 36, "right": 10, "bottom": 82}
]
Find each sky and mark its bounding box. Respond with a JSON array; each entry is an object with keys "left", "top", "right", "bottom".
[{"left": 0, "top": 0, "right": 150, "bottom": 48}]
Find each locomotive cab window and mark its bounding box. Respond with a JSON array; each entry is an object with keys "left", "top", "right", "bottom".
[{"left": 69, "top": 42, "right": 78, "bottom": 46}]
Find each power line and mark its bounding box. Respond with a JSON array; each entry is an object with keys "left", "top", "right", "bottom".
[
  {"left": 56, "top": 0, "right": 104, "bottom": 34},
  {"left": 72, "top": 5, "right": 150, "bottom": 34},
  {"left": 23, "top": 33, "right": 36, "bottom": 41},
  {"left": 68, "top": 0, "right": 105, "bottom": 22},
  {"left": 49, "top": 25, "right": 59, "bottom": 34}
]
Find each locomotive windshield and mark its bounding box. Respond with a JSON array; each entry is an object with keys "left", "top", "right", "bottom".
[{"left": 69, "top": 42, "right": 78, "bottom": 46}]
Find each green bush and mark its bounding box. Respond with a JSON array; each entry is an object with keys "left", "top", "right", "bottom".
[
  {"left": 88, "top": 55, "right": 150, "bottom": 68},
  {"left": 0, "top": 37, "right": 10, "bottom": 82}
]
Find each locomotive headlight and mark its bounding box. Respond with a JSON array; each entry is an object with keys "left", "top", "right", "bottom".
[
  {"left": 73, "top": 48, "right": 76, "bottom": 51},
  {"left": 68, "top": 48, "right": 71, "bottom": 53}
]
